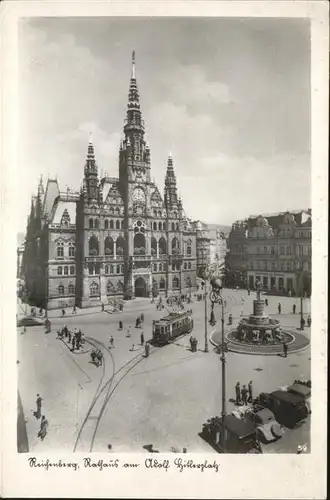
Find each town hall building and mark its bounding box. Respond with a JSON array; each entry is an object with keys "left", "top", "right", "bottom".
[{"left": 23, "top": 52, "right": 198, "bottom": 309}]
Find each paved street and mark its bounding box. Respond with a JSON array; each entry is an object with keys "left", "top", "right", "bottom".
[{"left": 17, "top": 289, "right": 311, "bottom": 454}]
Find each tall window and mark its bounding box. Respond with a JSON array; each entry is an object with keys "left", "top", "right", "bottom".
[
  {"left": 90, "top": 282, "right": 99, "bottom": 296},
  {"left": 57, "top": 242, "right": 64, "bottom": 258},
  {"left": 116, "top": 265, "right": 120, "bottom": 274},
  {"left": 57, "top": 266, "right": 62, "bottom": 275},
  {"left": 89, "top": 235, "right": 99, "bottom": 256},
  {"left": 176, "top": 223, "right": 179, "bottom": 231},
  {"left": 110, "top": 265, "right": 114, "bottom": 274},
  {"left": 104, "top": 236, "right": 114, "bottom": 255},
  {"left": 158, "top": 222, "right": 162, "bottom": 230},
  {"left": 163, "top": 222, "right": 166, "bottom": 231},
  {"left": 159, "top": 263, "right": 162, "bottom": 271},
  {"left": 173, "top": 277, "right": 180, "bottom": 289},
  {"left": 172, "top": 237, "right": 180, "bottom": 254},
  {"left": 94, "top": 219, "right": 99, "bottom": 229},
  {"left": 70, "top": 266, "right": 75, "bottom": 275},
  {"left": 116, "top": 220, "right": 120, "bottom": 229},
  {"left": 184, "top": 262, "right": 187, "bottom": 270},
  {"left": 121, "top": 220, "right": 124, "bottom": 229},
  {"left": 154, "top": 264, "right": 157, "bottom": 272},
  {"left": 280, "top": 246, "right": 285, "bottom": 255},
  {"left": 186, "top": 240, "right": 192, "bottom": 256},
  {"left": 105, "top": 220, "right": 109, "bottom": 229},
  {"left": 58, "top": 284, "right": 64, "bottom": 295},
  {"left": 159, "top": 277, "right": 165, "bottom": 290},
  {"left": 68, "top": 283, "right": 75, "bottom": 295},
  {"left": 188, "top": 262, "right": 191, "bottom": 270},
  {"left": 105, "top": 265, "right": 109, "bottom": 274},
  {"left": 89, "top": 219, "right": 93, "bottom": 229},
  {"left": 64, "top": 266, "right": 69, "bottom": 275},
  {"left": 69, "top": 244, "right": 75, "bottom": 258},
  {"left": 171, "top": 222, "right": 175, "bottom": 231}
]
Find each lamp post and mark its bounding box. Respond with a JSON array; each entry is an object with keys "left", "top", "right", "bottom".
[
  {"left": 209, "top": 276, "right": 226, "bottom": 450},
  {"left": 203, "top": 277, "right": 209, "bottom": 353}
]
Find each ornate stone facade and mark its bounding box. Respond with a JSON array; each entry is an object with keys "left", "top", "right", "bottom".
[{"left": 23, "top": 53, "right": 197, "bottom": 309}]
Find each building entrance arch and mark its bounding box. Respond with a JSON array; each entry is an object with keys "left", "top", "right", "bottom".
[{"left": 134, "top": 276, "right": 147, "bottom": 298}]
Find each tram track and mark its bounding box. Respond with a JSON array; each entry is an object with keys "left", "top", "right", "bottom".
[{"left": 73, "top": 337, "right": 159, "bottom": 452}]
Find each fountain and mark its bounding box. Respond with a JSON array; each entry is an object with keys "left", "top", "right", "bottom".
[{"left": 232, "top": 280, "right": 287, "bottom": 345}]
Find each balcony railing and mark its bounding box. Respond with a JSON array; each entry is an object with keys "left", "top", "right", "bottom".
[{"left": 132, "top": 255, "right": 151, "bottom": 261}]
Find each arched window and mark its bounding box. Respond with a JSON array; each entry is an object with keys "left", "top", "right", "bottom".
[
  {"left": 176, "top": 223, "right": 179, "bottom": 231},
  {"left": 110, "top": 265, "right": 114, "bottom": 274},
  {"left": 89, "top": 235, "right": 99, "bottom": 256},
  {"left": 159, "top": 237, "right": 166, "bottom": 255},
  {"left": 163, "top": 222, "right": 166, "bottom": 231},
  {"left": 89, "top": 219, "right": 93, "bottom": 229},
  {"left": 158, "top": 222, "right": 162, "bottom": 230},
  {"left": 172, "top": 237, "right": 180, "bottom": 254},
  {"left": 57, "top": 242, "right": 64, "bottom": 258},
  {"left": 116, "top": 265, "right": 120, "bottom": 274},
  {"left": 134, "top": 233, "right": 145, "bottom": 254},
  {"left": 110, "top": 220, "right": 114, "bottom": 229},
  {"left": 64, "top": 266, "right": 69, "bottom": 275},
  {"left": 88, "top": 263, "right": 94, "bottom": 275},
  {"left": 90, "top": 282, "right": 99, "bottom": 296},
  {"left": 57, "top": 266, "right": 62, "bottom": 275},
  {"left": 151, "top": 237, "right": 157, "bottom": 256},
  {"left": 171, "top": 222, "right": 175, "bottom": 231},
  {"left": 104, "top": 236, "right": 114, "bottom": 255},
  {"left": 116, "top": 220, "right": 120, "bottom": 229},
  {"left": 121, "top": 264, "right": 124, "bottom": 274},
  {"left": 68, "top": 283, "right": 75, "bottom": 295},
  {"left": 105, "top": 265, "right": 109, "bottom": 275},
  {"left": 186, "top": 239, "right": 192, "bottom": 256},
  {"left": 188, "top": 262, "right": 191, "bottom": 270},
  {"left": 173, "top": 212, "right": 178, "bottom": 218},
  {"left": 58, "top": 284, "right": 64, "bottom": 295},
  {"left": 184, "top": 262, "right": 187, "bottom": 270},
  {"left": 153, "top": 264, "right": 157, "bottom": 272},
  {"left": 159, "top": 263, "right": 162, "bottom": 271},
  {"left": 153, "top": 222, "right": 157, "bottom": 231},
  {"left": 158, "top": 211, "right": 162, "bottom": 217},
  {"left": 70, "top": 266, "right": 75, "bottom": 275},
  {"left": 69, "top": 243, "right": 75, "bottom": 258},
  {"left": 173, "top": 277, "right": 179, "bottom": 289},
  {"left": 160, "top": 277, "right": 165, "bottom": 290},
  {"left": 105, "top": 220, "right": 109, "bottom": 229},
  {"left": 94, "top": 219, "right": 99, "bottom": 229},
  {"left": 121, "top": 220, "right": 124, "bottom": 229},
  {"left": 116, "top": 236, "right": 125, "bottom": 255}
]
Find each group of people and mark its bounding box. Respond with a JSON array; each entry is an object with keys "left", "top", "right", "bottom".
[
  {"left": 57, "top": 325, "right": 84, "bottom": 351},
  {"left": 135, "top": 313, "right": 144, "bottom": 328},
  {"left": 189, "top": 336, "right": 198, "bottom": 352},
  {"left": 34, "top": 394, "right": 49, "bottom": 441},
  {"left": 235, "top": 381, "right": 253, "bottom": 406},
  {"left": 91, "top": 349, "right": 103, "bottom": 367}
]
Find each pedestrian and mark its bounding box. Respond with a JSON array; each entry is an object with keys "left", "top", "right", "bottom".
[
  {"left": 293, "top": 304, "right": 296, "bottom": 314},
  {"left": 248, "top": 381, "right": 253, "bottom": 403},
  {"left": 119, "top": 320, "right": 123, "bottom": 330},
  {"left": 248, "top": 289, "right": 250, "bottom": 296},
  {"left": 235, "top": 382, "right": 241, "bottom": 405},
  {"left": 140, "top": 313, "right": 144, "bottom": 323},
  {"left": 140, "top": 332, "right": 144, "bottom": 345},
  {"left": 241, "top": 385, "right": 248, "bottom": 406},
  {"left": 110, "top": 336, "right": 114, "bottom": 348},
  {"left": 283, "top": 342, "right": 288, "bottom": 358},
  {"left": 265, "top": 298, "right": 268, "bottom": 307},
  {"left": 288, "top": 290, "right": 292, "bottom": 298},
  {"left": 38, "top": 415, "right": 49, "bottom": 441},
  {"left": 72, "top": 336, "right": 76, "bottom": 351},
  {"left": 307, "top": 315, "right": 311, "bottom": 327},
  {"left": 131, "top": 344, "right": 135, "bottom": 351},
  {"left": 101, "top": 303, "right": 104, "bottom": 312},
  {"left": 189, "top": 336, "right": 193, "bottom": 351},
  {"left": 72, "top": 305, "right": 77, "bottom": 314},
  {"left": 68, "top": 331, "right": 71, "bottom": 343},
  {"left": 300, "top": 317, "right": 306, "bottom": 330},
  {"left": 278, "top": 303, "right": 282, "bottom": 314},
  {"left": 62, "top": 308, "right": 65, "bottom": 317},
  {"left": 35, "top": 394, "right": 42, "bottom": 419}
]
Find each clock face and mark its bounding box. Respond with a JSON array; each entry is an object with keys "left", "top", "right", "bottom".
[{"left": 132, "top": 187, "right": 146, "bottom": 204}]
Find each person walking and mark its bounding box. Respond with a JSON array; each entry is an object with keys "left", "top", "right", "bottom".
[
  {"left": 278, "top": 303, "right": 282, "bottom": 314},
  {"left": 71, "top": 336, "right": 76, "bottom": 352},
  {"left": 38, "top": 415, "right": 49, "bottom": 441},
  {"left": 67, "top": 330, "right": 71, "bottom": 343},
  {"left": 62, "top": 308, "right": 66, "bottom": 317},
  {"left": 72, "top": 305, "right": 77, "bottom": 314},
  {"left": 140, "top": 332, "right": 144, "bottom": 345},
  {"left": 307, "top": 315, "right": 311, "bottom": 327},
  {"left": 110, "top": 336, "right": 114, "bottom": 348},
  {"left": 235, "top": 382, "right": 241, "bottom": 405},
  {"left": 241, "top": 385, "right": 248, "bottom": 406},
  {"left": 283, "top": 341, "right": 288, "bottom": 358},
  {"left": 119, "top": 320, "right": 123, "bottom": 330},
  {"left": 265, "top": 298, "right": 268, "bottom": 307},
  {"left": 248, "top": 381, "right": 253, "bottom": 403},
  {"left": 35, "top": 394, "right": 42, "bottom": 419},
  {"left": 293, "top": 304, "right": 296, "bottom": 314}
]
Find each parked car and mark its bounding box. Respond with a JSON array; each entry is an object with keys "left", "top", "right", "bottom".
[
  {"left": 200, "top": 415, "right": 262, "bottom": 454},
  {"left": 259, "top": 390, "right": 308, "bottom": 428},
  {"left": 287, "top": 383, "right": 311, "bottom": 413},
  {"left": 245, "top": 406, "right": 284, "bottom": 443}
]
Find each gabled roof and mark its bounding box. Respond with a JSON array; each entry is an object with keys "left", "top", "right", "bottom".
[{"left": 51, "top": 200, "right": 77, "bottom": 225}]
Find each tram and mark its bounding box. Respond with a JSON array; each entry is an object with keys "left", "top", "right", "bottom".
[{"left": 152, "top": 311, "right": 194, "bottom": 346}]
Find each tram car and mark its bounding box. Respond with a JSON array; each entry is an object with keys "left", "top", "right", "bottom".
[{"left": 152, "top": 311, "right": 194, "bottom": 346}]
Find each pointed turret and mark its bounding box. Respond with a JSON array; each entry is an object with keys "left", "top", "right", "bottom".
[
  {"left": 164, "top": 154, "right": 179, "bottom": 210},
  {"left": 84, "top": 137, "right": 99, "bottom": 201}
]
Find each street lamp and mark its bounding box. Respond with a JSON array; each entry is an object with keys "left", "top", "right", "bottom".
[
  {"left": 201, "top": 274, "right": 209, "bottom": 353},
  {"left": 209, "top": 276, "right": 226, "bottom": 450}
]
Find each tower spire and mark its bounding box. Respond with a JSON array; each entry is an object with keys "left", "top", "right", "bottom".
[
  {"left": 164, "top": 154, "right": 179, "bottom": 209},
  {"left": 131, "top": 50, "right": 136, "bottom": 79},
  {"left": 84, "top": 137, "right": 99, "bottom": 200}
]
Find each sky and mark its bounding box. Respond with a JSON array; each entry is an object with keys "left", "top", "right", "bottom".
[{"left": 18, "top": 17, "right": 311, "bottom": 234}]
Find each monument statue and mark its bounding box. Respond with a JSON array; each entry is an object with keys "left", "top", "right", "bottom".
[{"left": 255, "top": 279, "right": 262, "bottom": 301}]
